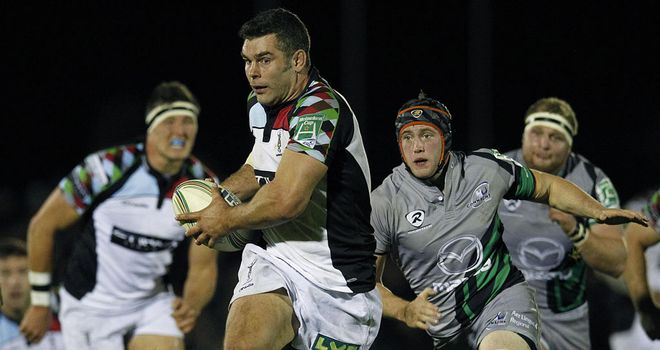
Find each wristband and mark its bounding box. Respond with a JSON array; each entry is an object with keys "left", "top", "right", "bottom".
[
  {"left": 28, "top": 271, "right": 52, "bottom": 286},
  {"left": 218, "top": 185, "right": 242, "bottom": 207},
  {"left": 28, "top": 271, "right": 52, "bottom": 306},
  {"left": 30, "top": 291, "right": 51, "bottom": 307},
  {"left": 568, "top": 222, "right": 590, "bottom": 247}
]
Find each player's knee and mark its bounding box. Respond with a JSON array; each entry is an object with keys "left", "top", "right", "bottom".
[{"left": 479, "top": 330, "right": 532, "bottom": 350}]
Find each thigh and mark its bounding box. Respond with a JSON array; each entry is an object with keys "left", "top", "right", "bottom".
[
  {"left": 225, "top": 289, "right": 297, "bottom": 350},
  {"left": 470, "top": 283, "right": 540, "bottom": 349},
  {"left": 128, "top": 335, "right": 184, "bottom": 350},
  {"left": 479, "top": 330, "right": 531, "bottom": 350}
]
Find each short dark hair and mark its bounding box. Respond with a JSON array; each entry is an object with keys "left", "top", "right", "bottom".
[
  {"left": 145, "top": 81, "right": 200, "bottom": 116},
  {"left": 239, "top": 8, "right": 311, "bottom": 66},
  {"left": 0, "top": 238, "right": 27, "bottom": 259}
]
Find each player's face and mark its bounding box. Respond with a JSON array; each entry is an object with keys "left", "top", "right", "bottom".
[
  {"left": 147, "top": 115, "right": 198, "bottom": 162},
  {"left": 0, "top": 256, "right": 30, "bottom": 313},
  {"left": 399, "top": 124, "right": 445, "bottom": 179},
  {"left": 242, "top": 34, "right": 298, "bottom": 106},
  {"left": 522, "top": 125, "right": 571, "bottom": 174}
]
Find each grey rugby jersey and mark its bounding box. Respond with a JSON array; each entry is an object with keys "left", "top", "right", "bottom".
[
  {"left": 499, "top": 149, "right": 620, "bottom": 313},
  {"left": 372, "top": 148, "right": 536, "bottom": 338}
]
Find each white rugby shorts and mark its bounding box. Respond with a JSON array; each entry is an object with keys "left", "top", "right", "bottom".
[
  {"left": 59, "top": 288, "right": 182, "bottom": 350},
  {"left": 231, "top": 244, "right": 382, "bottom": 349}
]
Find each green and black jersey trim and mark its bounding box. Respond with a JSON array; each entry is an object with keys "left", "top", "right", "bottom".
[{"left": 454, "top": 214, "right": 524, "bottom": 326}]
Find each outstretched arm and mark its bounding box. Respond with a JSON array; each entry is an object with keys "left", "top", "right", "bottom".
[
  {"left": 622, "top": 222, "right": 660, "bottom": 339},
  {"left": 548, "top": 209, "right": 626, "bottom": 277},
  {"left": 375, "top": 255, "right": 439, "bottom": 330},
  {"left": 20, "top": 188, "right": 79, "bottom": 344},
  {"left": 530, "top": 169, "right": 648, "bottom": 226}
]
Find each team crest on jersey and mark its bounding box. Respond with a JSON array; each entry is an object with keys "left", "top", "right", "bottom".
[
  {"left": 294, "top": 114, "right": 324, "bottom": 149},
  {"left": 503, "top": 199, "right": 521, "bottom": 211},
  {"left": 467, "top": 182, "right": 492, "bottom": 208},
  {"left": 406, "top": 210, "right": 425, "bottom": 227},
  {"left": 595, "top": 178, "right": 619, "bottom": 208}
]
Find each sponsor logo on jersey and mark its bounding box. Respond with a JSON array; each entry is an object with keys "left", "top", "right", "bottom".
[
  {"left": 313, "top": 333, "right": 360, "bottom": 350},
  {"left": 436, "top": 235, "right": 483, "bottom": 275},
  {"left": 510, "top": 310, "right": 538, "bottom": 330},
  {"left": 503, "top": 199, "right": 521, "bottom": 211},
  {"left": 405, "top": 210, "right": 425, "bottom": 227},
  {"left": 432, "top": 257, "right": 492, "bottom": 294},
  {"left": 110, "top": 227, "right": 178, "bottom": 252},
  {"left": 467, "top": 182, "right": 492, "bottom": 208},
  {"left": 486, "top": 311, "right": 508, "bottom": 328},
  {"left": 518, "top": 237, "right": 565, "bottom": 271}
]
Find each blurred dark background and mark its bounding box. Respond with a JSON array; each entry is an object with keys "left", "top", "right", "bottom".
[{"left": 3, "top": 1, "right": 658, "bottom": 349}]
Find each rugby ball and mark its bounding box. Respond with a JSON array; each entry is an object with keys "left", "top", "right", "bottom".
[{"left": 172, "top": 179, "right": 260, "bottom": 252}]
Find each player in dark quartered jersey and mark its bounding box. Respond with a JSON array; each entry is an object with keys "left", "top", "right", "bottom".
[
  {"left": 20, "top": 82, "right": 219, "bottom": 350},
  {"left": 621, "top": 188, "right": 660, "bottom": 345},
  {"left": 176, "top": 8, "right": 380, "bottom": 350},
  {"left": 498, "top": 97, "right": 627, "bottom": 350},
  {"left": 371, "top": 92, "right": 648, "bottom": 350}
]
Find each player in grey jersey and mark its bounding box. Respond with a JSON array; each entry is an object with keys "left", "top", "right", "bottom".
[
  {"left": 371, "top": 93, "right": 648, "bottom": 350},
  {"left": 498, "top": 97, "right": 626, "bottom": 350}
]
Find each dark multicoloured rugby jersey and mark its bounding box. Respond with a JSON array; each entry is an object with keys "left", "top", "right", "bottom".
[
  {"left": 499, "top": 149, "right": 620, "bottom": 313},
  {"left": 372, "top": 148, "right": 535, "bottom": 338},
  {"left": 245, "top": 67, "right": 375, "bottom": 293},
  {"left": 58, "top": 143, "right": 216, "bottom": 311}
]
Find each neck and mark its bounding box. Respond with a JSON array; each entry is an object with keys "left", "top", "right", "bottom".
[
  {"left": 283, "top": 70, "right": 310, "bottom": 104},
  {"left": 427, "top": 159, "right": 449, "bottom": 191},
  {"left": 145, "top": 145, "right": 184, "bottom": 176}
]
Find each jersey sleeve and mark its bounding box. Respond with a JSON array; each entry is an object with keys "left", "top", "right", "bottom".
[
  {"left": 474, "top": 149, "right": 536, "bottom": 200},
  {"left": 287, "top": 86, "right": 339, "bottom": 164},
  {"left": 371, "top": 187, "right": 393, "bottom": 255},
  {"left": 58, "top": 144, "right": 140, "bottom": 215}
]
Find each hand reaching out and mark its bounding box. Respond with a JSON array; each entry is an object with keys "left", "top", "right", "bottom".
[{"left": 403, "top": 288, "right": 440, "bottom": 330}]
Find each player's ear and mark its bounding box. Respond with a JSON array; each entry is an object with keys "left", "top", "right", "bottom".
[{"left": 292, "top": 49, "right": 307, "bottom": 73}]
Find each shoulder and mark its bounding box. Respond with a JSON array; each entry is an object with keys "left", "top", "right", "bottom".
[
  {"left": 568, "top": 152, "right": 609, "bottom": 177},
  {"left": 466, "top": 148, "right": 520, "bottom": 169},
  {"left": 296, "top": 80, "right": 340, "bottom": 115},
  {"left": 85, "top": 143, "right": 142, "bottom": 168}
]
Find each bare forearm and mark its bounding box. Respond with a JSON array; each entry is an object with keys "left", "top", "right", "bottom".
[
  {"left": 26, "top": 221, "right": 56, "bottom": 272},
  {"left": 377, "top": 283, "right": 410, "bottom": 322},
  {"left": 221, "top": 164, "right": 260, "bottom": 201},
  {"left": 226, "top": 182, "right": 303, "bottom": 231},
  {"left": 183, "top": 242, "right": 218, "bottom": 311},
  {"left": 530, "top": 170, "right": 603, "bottom": 219},
  {"left": 579, "top": 231, "right": 626, "bottom": 277},
  {"left": 623, "top": 225, "right": 657, "bottom": 304},
  {"left": 182, "top": 264, "right": 217, "bottom": 311}
]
